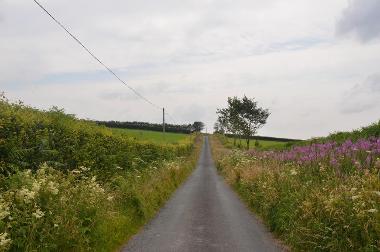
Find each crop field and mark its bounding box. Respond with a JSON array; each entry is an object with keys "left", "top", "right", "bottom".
[{"left": 111, "top": 128, "right": 190, "bottom": 144}]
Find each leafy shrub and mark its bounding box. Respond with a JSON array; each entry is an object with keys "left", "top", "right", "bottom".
[
  {"left": 0, "top": 94, "right": 200, "bottom": 251},
  {"left": 0, "top": 146, "right": 199, "bottom": 251},
  {"left": 0, "top": 96, "right": 192, "bottom": 179}
]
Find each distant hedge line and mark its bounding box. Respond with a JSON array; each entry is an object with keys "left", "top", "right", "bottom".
[
  {"left": 225, "top": 134, "right": 301, "bottom": 142},
  {"left": 315, "top": 120, "right": 380, "bottom": 143},
  {"left": 95, "top": 120, "right": 193, "bottom": 134},
  {"left": 0, "top": 98, "right": 193, "bottom": 179},
  {"left": 293, "top": 120, "right": 380, "bottom": 147}
]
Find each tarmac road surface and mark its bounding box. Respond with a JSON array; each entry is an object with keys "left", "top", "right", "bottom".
[{"left": 122, "top": 136, "right": 283, "bottom": 252}]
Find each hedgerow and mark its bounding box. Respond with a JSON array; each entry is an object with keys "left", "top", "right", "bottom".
[
  {"left": 0, "top": 94, "right": 192, "bottom": 179},
  {"left": 0, "top": 94, "right": 200, "bottom": 251}
]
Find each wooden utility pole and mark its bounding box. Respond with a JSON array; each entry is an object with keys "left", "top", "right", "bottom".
[{"left": 163, "top": 107, "right": 166, "bottom": 139}]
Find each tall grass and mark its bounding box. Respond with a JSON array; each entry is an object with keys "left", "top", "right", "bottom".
[
  {"left": 211, "top": 129, "right": 380, "bottom": 251},
  {"left": 0, "top": 147, "right": 201, "bottom": 251},
  {"left": 0, "top": 95, "right": 201, "bottom": 251}
]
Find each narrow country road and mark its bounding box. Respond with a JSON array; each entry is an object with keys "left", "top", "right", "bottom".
[{"left": 122, "top": 136, "right": 283, "bottom": 252}]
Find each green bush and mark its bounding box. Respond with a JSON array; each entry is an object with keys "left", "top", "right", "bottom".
[
  {"left": 0, "top": 96, "right": 192, "bottom": 179},
  {"left": 0, "top": 154, "right": 198, "bottom": 251},
  {"left": 0, "top": 95, "right": 200, "bottom": 251}
]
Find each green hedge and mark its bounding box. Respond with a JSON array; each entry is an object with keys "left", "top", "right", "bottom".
[{"left": 0, "top": 97, "right": 192, "bottom": 179}]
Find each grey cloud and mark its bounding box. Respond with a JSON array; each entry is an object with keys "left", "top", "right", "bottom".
[
  {"left": 98, "top": 80, "right": 203, "bottom": 103},
  {"left": 174, "top": 103, "right": 207, "bottom": 123},
  {"left": 336, "top": 0, "right": 380, "bottom": 42},
  {"left": 98, "top": 91, "right": 139, "bottom": 102},
  {"left": 0, "top": 1, "right": 3, "bottom": 22},
  {"left": 341, "top": 74, "right": 380, "bottom": 114}
]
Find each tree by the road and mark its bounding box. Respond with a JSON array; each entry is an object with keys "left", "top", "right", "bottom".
[
  {"left": 192, "top": 121, "right": 205, "bottom": 132},
  {"left": 216, "top": 96, "right": 270, "bottom": 149}
]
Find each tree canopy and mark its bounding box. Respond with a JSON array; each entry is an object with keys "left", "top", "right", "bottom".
[{"left": 216, "top": 96, "right": 270, "bottom": 149}]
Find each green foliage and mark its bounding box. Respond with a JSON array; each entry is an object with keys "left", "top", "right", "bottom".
[
  {"left": 191, "top": 121, "right": 205, "bottom": 132},
  {"left": 0, "top": 95, "right": 200, "bottom": 251},
  {"left": 216, "top": 96, "right": 270, "bottom": 149},
  {"left": 295, "top": 120, "right": 380, "bottom": 147},
  {"left": 0, "top": 97, "right": 192, "bottom": 178},
  {"left": 325, "top": 120, "right": 380, "bottom": 142},
  {"left": 0, "top": 152, "right": 199, "bottom": 251},
  {"left": 96, "top": 120, "right": 193, "bottom": 134},
  {"left": 215, "top": 144, "right": 380, "bottom": 252}
]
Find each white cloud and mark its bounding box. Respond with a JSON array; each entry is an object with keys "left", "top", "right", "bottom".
[
  {"left": 341, "top": 74, "right": 380, "bottom": 114},
  {"left": 1, "top": 0, "right": 380, "bottom": 139}
]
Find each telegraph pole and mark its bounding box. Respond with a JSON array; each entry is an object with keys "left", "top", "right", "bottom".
[{"left": 163, "top": 107, "right": 166, "bottom": 140}]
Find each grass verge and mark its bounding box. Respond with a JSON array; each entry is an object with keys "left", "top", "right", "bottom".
[
  {"left": 210, "top": 135, "right": 380, "bottom": 252},
  {"left": 0, "top": 136, "right": 202, "bottom": 251},
  {"left": 0, "top": 95, "right": 202, "bottom": 251}
]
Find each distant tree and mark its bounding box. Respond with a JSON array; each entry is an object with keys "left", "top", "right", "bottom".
[
  {"left": 95, "top": 121, "right": 193, "bottom": 134},
  {"left": 215, "top": 108, "right": 229, "bottom": 134},
  {"left": 213, "top": 121, "right": 223, "bottom": 134},
  {"left": 192, "top": 121, "right": 205, "bottom": 132},
  {"left": 216, "top": 96, "right": 270, "bottom": 149},
  {"left": 216, "top": 98, "right": 244, "bottom": 146}
]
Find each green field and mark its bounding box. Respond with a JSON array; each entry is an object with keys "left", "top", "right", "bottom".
[
  {"left": 222, "top": 136, "right": 288, "bottom": 150},
  {"left": 0, "top": 97, "right": 198, "bottom": 251},
  {"left": 111, "top": 128, "right": 191, "bottom": 144}
]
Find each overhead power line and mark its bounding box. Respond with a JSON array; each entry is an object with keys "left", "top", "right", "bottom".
[
  {"left": 33, "top": 0, "right": 161, "bottom": 110},
  {"left": 165, "top": 111, "right": 178, "bottom": 125}
]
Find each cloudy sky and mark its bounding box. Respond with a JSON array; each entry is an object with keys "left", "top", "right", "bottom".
[{"left": 1, "top": 0, "right": 380, "bottom": 139}]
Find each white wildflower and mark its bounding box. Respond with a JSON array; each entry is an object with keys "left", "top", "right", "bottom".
[
  {"left": 350, "top": 188, "right": 357, "bottom": 192},
  {"left": 375, "top": 159, "right": 380, "bottom": 168},
  {"left": 93, "top": 184, "right": 104, "bottom": 194},
  {"left": 351, "top": 195, "right": 360, "bottom": 200},
  {"left": 88, "top": 177, "right": 105, "bottom": 194},
  {"left": 54, "top": 224, "right": 59, "bottom": 228},
  {"left": 47, "top": 181, "right": 59, "bottom": 195},
  {"left": 71, "top": 169, "right": 81, "bottom": 174},
  {"left": 290, "top": 169, "right": 297, "bottom": 176},
  {"left": 32, "top": 181, "right": 41, "bottom": 192},
  {"left": 372, "top": 191, "right": 380, "bottom": 197},
  {"left": 79, "top": 166, "right": 90, "bottom": 172},
  {"left": 0, "top": 232, "right": 11, "bottom": 247},
  {"left": 367, "top": 209, "right": 378, "bottom": 213},
  {"left": 107, "top": 196, "right": 114, "bottom": 201},
  {"left": 32, "top": 208, "right": 44, "bottom": 219},
  {"left": 18, "top": 188, "right": 36, "bottom": 204},
  {"left": 0, "top": 199, "right": 10, "bottom": 220},
  {"left": 40, "top": 162, "right": 49, "bottom": 170},
  {"left": 37, "top": 178, "right": 46, "bottom": 185},
  {"left": 37, "top": 165, "right": 48, "bottom": 176}
]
